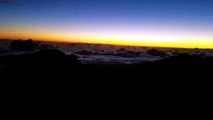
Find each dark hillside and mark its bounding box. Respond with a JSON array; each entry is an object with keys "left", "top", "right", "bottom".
[{"left": 1, "top": 49, "right": 213, "bottom": 120}]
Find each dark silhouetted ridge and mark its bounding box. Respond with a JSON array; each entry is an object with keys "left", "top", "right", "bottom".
[{"left": 1, "top": 51, "right": 213, "bottom": 120}]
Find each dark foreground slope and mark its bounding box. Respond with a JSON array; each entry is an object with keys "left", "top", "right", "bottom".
[{"left": 1, "top": 49, "right": 213, "bottom": 120}]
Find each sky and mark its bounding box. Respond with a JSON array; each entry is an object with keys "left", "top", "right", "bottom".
[{"left": 0, "top": 0, "right": 213, "bottom": 48}]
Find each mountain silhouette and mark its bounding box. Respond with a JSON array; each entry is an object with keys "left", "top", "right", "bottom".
[{"left": 1, "top": 49, "right": 213, "bottom": 120}]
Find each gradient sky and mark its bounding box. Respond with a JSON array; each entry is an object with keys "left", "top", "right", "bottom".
[{"left": 0, "top": 0, "right": 213, "bottom": 48}]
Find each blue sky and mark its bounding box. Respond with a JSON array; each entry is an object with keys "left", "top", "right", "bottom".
[{"left": 1, "top": 0, "right": 213, "bottom": 48}]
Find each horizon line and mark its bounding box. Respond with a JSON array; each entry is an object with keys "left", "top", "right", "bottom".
[{"left": 1, "top": 38, "right": 213, "bottom": 49}]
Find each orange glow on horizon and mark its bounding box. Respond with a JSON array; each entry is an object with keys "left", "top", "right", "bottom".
[{"left": 1, "top": 31, "right": 213, "bottom": 49}]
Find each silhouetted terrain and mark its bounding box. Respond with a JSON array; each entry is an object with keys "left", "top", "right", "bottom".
[
  {"left": 1, "top": 39, "right": 213, "bottom": 64},
  {"left": 1, "top": 48, "right": 213, "bottom": 120}
]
